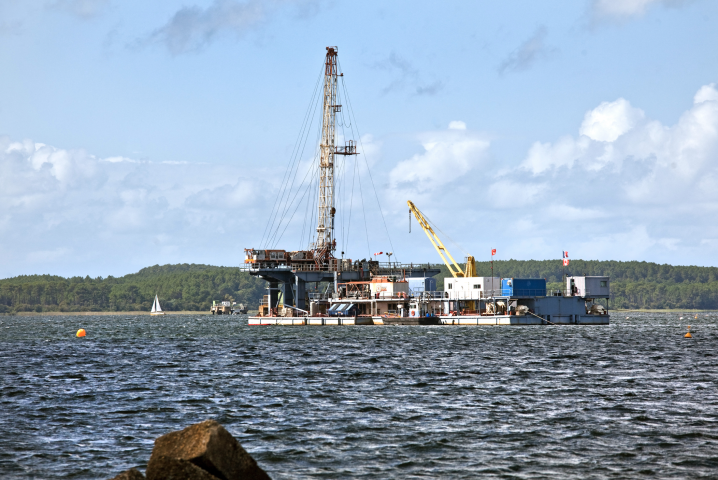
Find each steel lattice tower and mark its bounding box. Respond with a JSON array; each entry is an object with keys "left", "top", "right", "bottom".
[{"left": 316, "top": 47, "right": 339, "bottom": 253}]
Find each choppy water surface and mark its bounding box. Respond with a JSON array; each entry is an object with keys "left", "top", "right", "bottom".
[{"left": 1, "top": 313, "right": 717, "bottom": 479}]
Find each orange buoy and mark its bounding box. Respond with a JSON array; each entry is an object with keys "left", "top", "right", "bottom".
[
  {"left": 76, "top": 328, "right": 86, "bottom": 337},
  {"left": 685, "top": 325, "right": 692, "bottom": 338}
]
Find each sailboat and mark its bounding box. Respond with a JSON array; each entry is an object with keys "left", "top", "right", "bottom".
[{"left": 150, "top": 294, "right": 165, "bottom": 316}]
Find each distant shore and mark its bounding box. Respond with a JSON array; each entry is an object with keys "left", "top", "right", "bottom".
[
  {"left": 3, "top": 311, "right": 229, "bottom": 316},
  {"left": 616, "top": 309, "right": 716, "bottom": 313}
]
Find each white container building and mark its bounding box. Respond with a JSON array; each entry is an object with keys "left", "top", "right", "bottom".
[{"left": 444, "top": 276, "right": 501, "bottom": 300}]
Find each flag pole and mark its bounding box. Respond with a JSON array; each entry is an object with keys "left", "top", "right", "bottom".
[
  {"left": 491, "top": 248, "right": 496, "bottom": 297},
  {"left": 561, "top": 251, "right": 569, "bottom": 294}
]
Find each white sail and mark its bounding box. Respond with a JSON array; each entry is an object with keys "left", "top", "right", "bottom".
[
  {"left": 154, "top": 295, "right": 163, "bottom": 312},
  {"left": 151, "top": 296, "right": 157, "bottom": 313}
]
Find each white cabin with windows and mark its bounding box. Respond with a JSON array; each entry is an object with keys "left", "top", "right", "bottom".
[
  {"left": 444, "top": 277, "right": 501, "bottom": 300},
  {"left": 566, "top": 276, "right": 610, "bottom": 298}
]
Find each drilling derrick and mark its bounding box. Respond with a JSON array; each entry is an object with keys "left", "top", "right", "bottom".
[
  {"left": 316, "top": 46, "right": 356, "bottom": 264},
  {"left": 243, "top": 46, "right": 439, "bottom": 315},
  {"left": 316, "top": 47, "right": 337, "bottom": 253}
]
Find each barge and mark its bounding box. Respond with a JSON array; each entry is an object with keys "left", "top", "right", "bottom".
[
  {"left": 242, "top": 46, "right": 610, "bottom": 327},
  {"left": 247, "top": 274, "right": 610, "bottom": 326}
]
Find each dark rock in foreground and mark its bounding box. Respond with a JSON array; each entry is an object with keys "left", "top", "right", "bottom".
[
  {"left": 110, "top": 468, "right": 145, "bottom": 480},
  {"left": 148, "top": 420, "right": 270, "bottom": 480},
  {"left": 108, "top": 420, "right": 270, "bottom": 480},
  {"left": 146, "top": 456, "right": 221, "bottom": 480}
]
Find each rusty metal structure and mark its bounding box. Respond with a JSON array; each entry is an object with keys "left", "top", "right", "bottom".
[{"left": 243, "top": 47, "right": 439, "bottom": 314}]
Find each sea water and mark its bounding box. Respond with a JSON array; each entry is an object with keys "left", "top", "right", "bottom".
[{"left": 1, "top": 313, "right": 717, "bottom": 479}]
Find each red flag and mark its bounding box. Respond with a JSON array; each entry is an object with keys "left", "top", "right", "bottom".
[
  {"left": 491, "top": 249, "right": 496, "bottom": 256},
  {"left": 565, "top": 251, "right": 569, "bottom": 258},
  {"left": 563, "top": 258, "right": 569, "bottom": 266}
]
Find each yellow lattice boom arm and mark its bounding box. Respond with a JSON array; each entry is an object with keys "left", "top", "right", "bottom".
[{"left": 407, "top": 200, "right": 465, "bottom": 278}]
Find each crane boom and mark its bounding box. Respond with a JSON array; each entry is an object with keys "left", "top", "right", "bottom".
[{"left": 408, "top": 200, "right": 475, "bottom": 278}]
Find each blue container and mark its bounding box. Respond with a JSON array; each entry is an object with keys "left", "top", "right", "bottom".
[
  {"left": 501, "top": 278, "right": 546, "bottom": 297},
  {"left": 407, "top": 277, "right": 437, "bottom": 293}
]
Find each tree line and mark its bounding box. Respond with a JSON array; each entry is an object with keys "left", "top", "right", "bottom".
[
  {"left": 2, "top": 260, "right": 718, "bottom": 313},
  {"left": 0, "top": 264, "right": 265, "bottom": 314}
]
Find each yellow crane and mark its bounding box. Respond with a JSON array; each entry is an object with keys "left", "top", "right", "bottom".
[{"left": 408, "top": 200, "right": 476, "bottom": 278}]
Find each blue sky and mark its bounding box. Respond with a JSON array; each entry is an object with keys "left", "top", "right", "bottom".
[{"left": 1, "top": 0, "right": 718, "bottom": 278}]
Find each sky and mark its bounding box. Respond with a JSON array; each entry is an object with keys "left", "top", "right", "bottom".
[{"left": 1, "top": 0, "right": 718, "bottom": 278}]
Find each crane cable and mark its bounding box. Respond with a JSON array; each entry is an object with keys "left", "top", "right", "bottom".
[
  {"left": 418, "top": 208, "right": 471, "bottom": 257},
  {"left": 339, "top": 65, "right": 398, "bottom": 262},
  {"left": 268, "top": 106, "right": 323, "bottom": 248},
  {"left": 261, "top": 61, "right": 324, "bottom": 248}
]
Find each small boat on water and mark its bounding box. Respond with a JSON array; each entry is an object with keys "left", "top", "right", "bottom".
[{"left": 150, "top": 295, "right": 165, "bottom": 316}]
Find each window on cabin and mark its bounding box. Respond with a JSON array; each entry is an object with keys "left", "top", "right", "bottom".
[
  {"left": 473, "top": 284, "right": 480, "bottom": 289},
  {"left": 448, "top": 284, "right": 453, "bottom": 289},
  {"left": 600, "top": 281, "right": 607, "bottom": 287}
]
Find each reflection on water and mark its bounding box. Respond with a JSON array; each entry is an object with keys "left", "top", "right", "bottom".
[{"left": 1, "top": 313, "right": 717, "bottom": 479}]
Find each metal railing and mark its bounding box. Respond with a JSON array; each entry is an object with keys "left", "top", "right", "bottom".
[
  {"left": 416, "top": 291, "right": 449, "bottom": 300},
  {"left": 308, "top": 292, "right": 332, "bottom": 301},
  {"left": 240, "top": 261, "right": 441, "bottom": 274},
  {"left": 444, "top": 290, "right": 502, "bottom": 300},
  {"left": 310, "top": 290, "right": 446, "bottom": 302},
  {"left": 548, "top": 289, "right": 611, "bottom": 298}
]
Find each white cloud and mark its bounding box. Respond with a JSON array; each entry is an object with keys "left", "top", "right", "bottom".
[
  {"left": 388, "top": 123, "right": 490, "bottom": 194},
  {"left": 522, "top": 85, "right": 718, "bottom": 180},
  {"left": 695, "top": 83, "right": 718, "bottom": 104},
  {"left": 381, "top": 83, "right": 718, "bottom": 267},
  {"left": 4, "top": 84, "right": 718, "bottom": 276},
  {"left": 579, "top": 98, "right": 645, "bottom": 142},
  {"left": 523, "top": 135, "right": 591, "bottom": 174},
  {"left": 591, "top": 0, "right": 691, "bottom": 21},
  {"left": 103, "top": 156, "right": 139, "bottom": 163},
  {"left": 594, "top": 0, "right": 660, "bottom": 17},
  {"left": 572, "top": 225, "right": 679, "bottom": 261},
  {"left": 490, "top": 82, "right": 718, "bottom": 263},
  {"left": 486, "top": 180, "right": 544, "bottom": 208},
  {"left": 0, "top": 135, "right": 274, "bottom": 277},
  {"left": 185, "top": 179, "right": 259, "bottom": 210}
]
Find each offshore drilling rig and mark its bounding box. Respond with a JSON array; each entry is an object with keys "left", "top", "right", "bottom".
[{"left": 243, "top": 47, "right": 439, "bottom": 315}]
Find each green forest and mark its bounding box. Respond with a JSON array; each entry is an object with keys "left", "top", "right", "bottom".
[
  {"left": 1, "top": 259, "right": 718, "bottom": 313},
  {"left": 0, "top": 264, "right": 265, "bottom": 314}
]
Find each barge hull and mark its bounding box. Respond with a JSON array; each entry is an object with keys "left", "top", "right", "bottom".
[{"left": 247, "top": 315, "right": 609, "bottom": 326}]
